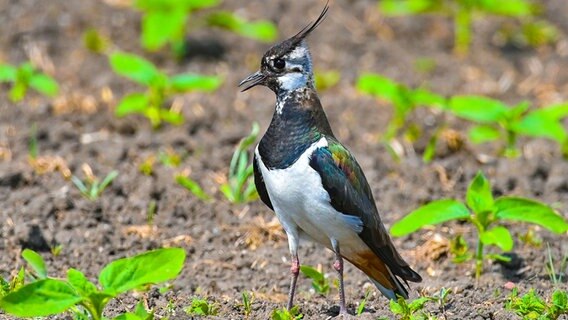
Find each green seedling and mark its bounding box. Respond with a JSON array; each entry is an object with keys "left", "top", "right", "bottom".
[
  {"left": 110, "top": 52, "right": 221, "bottom": 128},
  {"left": 72, "top": 168, "right": 118, "bottom": 201},
  {"left": 496, "top": 19, "right": 559, "bottom": 49},
  {"left": 449, "top": 234, "right": 473, "bottom": 263},
  {"left": 139, "top": 155, "right": 156, "bottom": 176},
  {"left": 158, "top": 148, "right": 184, "bottom": 167},
  {"left": 391, "top": 171, "right": 568, "bottom": 278},
  {"left": 356, "top": 288, "right": 372, "bottom": 316},
  {"left": 241, "top": 291, "right": 252, "bottom": 318},
  {"left": 220, "top": 122, "right": 259, "bottom": 204},
  {"left": 378, "top": 0, "right": 535, "bottom": 55},
  {"left": 50, "top": 244, "right": 63, "bottom": 257},
  {"left": 389, "top": 295, "right": 434, "bottom": 320},
  {"left": 185, "top": 298, "right": 218, "bottom": 316},
  {"left": 506, "top": 288, "right": 568, "bottom": 320},
  {"left": 546, "top": 244, "right": 567, "bottom": 286},
  {"left": 0, "top": 248, "right": 185, "bottom": 320},
  {"left": 146, "top": 200, "right": 157, "bottom": 226},
  {"left": 432, "top": 288, "right": 451, "bottom": 319},
  {"left": 175, "top": 173, "right": 210, "bottom": 201},
  {"left": 300, "top": 265, "right": 330, "bottom": 296},
  {"left": 0, "top": 62, "right": 58, "bottom": 102},
  {"left": 0, "top": 268, "right": 25, "bottom": 299},
  {"left": 357, "top": 73, "right": 445, "bottom": 141},
  {"left": 314, "top": 70, "right": 340, "bottom": 92},
  {"left": 133, "top": 0, "right": 276, "bottom": 56},
  {"left": 448, "top": 97, "right": 568, "bottom": 158},
  {"left": 271, "top": 306, "right": 303, "bottom": 320},
  {"left": 519, "top": 227, "right": 543, "bottom": 248},
  {"left": 83, "top": 28, "right": 109, "bottom": 54},
  {"left": 134, "top": 0, "right": 219, "bottom": 53}
]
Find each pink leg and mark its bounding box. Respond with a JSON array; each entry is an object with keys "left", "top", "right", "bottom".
[
  {"left": 287, "top": 254, "right": 300, "bottom": 310},
  {"left": 332, "top": 240, "right": 348, "bottom": 315}
]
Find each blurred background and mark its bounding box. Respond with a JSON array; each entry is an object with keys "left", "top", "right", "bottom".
[{"left": 0, "top": 0, "right": 567, "bottom": 318}]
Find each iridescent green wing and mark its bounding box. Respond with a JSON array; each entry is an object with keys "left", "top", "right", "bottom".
[{"left": 309, "top": 138, "right": 421, "bottom": 282}]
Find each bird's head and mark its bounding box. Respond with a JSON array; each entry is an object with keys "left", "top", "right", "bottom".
[{"left": 239, "top": 3, "right": 329, "bottom": 95}]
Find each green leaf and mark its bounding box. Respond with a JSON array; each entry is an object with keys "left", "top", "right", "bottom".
[
  {"left": 185, "top": 298, "right": 218, "bottom": 316},
  {"left": 466, "top": 171, "right": 494, "bottom": 214},
  {"left": 0, "top": 279, "right": 83, "bottom": 317},
  {"left": 486, "top": 253, "right": 512, "bottom": 262},
  {"left": 99, "top": 171, "right": 118, "bottom": 192},
  {"left": 22, "top": 249, "right": 47, "bottom": 279},
  {"left": 141, "top": 10, "right": 185, "bottom": 51},
  {"left": 480, "top": 226, "right": 514, "bottom": 251},
  {"left": 390, "top": 199, "right": 471, "bottom": 236},
  {"left": 422, "top": 130, "right": 438, "bottom": 163},
  {"left": 159, "top": 109, "right": 184, "bottom": 125},
  {"left": 115, "top": 93, "right": 150, "bottom": 117},
  {"left": 356, "top": 73, "right": 401, "bottom": 102},
  {"left": 0, "top": 64, "right": 17, "bottom": 82},
  {"left": 552, "top": 289, "right": 567, "bottom": 309},
  {"left": 169, "top": 74, "right": 222, "bottom": 92},
  {"left": 408, "top": 296, "right": 431, "bottom": 312},
  {"left": 411, "top": 88, "right": 446, "bottom": 109},
  {"left": 448, "top": 96, "right": 509, "bottom": 123},
  {"left": 468, "top": 125, "right": 501, "bottom": 144},
  {"left": 114, "top": 313, "right": 144, "bottom": 320},
  {"left": 175, "top": 175, "right": 210, "bottom": 200},
  {"left": 207, "top": 11, "right": 277, "bottom": 42},
  {"left": 300, "top": 266, "right": 324, "bottom": 282},
  {"left": 99, "top": 248, "right": 186, "bottom": 295},
  {"left": 514, "top": 109, "right": 567, "bottom": 142},
  {"left": 495, "top": 197, "right": 568, "bottom": 233},
  {"left": 114, "top": 301, "right": 153, "bottom": 320},
  {"left": 540, "top": 103, "right": 568, "bottom": 119},
  {"left": 389, "top": 297, "right": 406, "bottom": 314},
  {"left": 29, "top": 74, "right": 59, "bottom": 97},
  {"left": 110, "top": 53, "right": 160, "bottom": 85},
  {"left": 9, "top": 81, "right": 27, "bottom": 102},
  {"left": 378, "top": 0, "right": 440, "bottom": 16},
  {"left": 67, "top": 268, "right": 98, "bottom": 297},
  {"left": 478, "top": 0, "right": 534, "bottom": 16},
  {"left": 135, "top": 0, "right": 219, "bottom": 11}
]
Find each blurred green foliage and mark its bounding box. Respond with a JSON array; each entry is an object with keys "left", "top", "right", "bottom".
[
  {"left": 110, "top": 52, "right": 221, "bottom": 128},
  {"left": 133, "top": 0, "right": 277, "bottom": 57},
  {"left": 448, "top": 97, "right": 568, "bottom": 157},
  {"left": 0, "top": 62, "right": 58, "bottom": 102},
  {"left": 378, "top": 0, "right": 540, "bottom": 55},
  {"left": 391, "top": 171, "right": 568, "bottom": 278}
]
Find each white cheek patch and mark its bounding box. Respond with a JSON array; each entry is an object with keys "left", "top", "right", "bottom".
[{"left": 278, "top": 72, "right": 307, "bottom": 91}]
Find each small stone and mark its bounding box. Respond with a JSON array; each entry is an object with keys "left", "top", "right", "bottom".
[{"left": 504, "top": 281, "right": 516, "bottom": 290}]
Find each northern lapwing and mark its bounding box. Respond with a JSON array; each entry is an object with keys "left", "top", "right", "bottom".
[{"left": 239, "top": 3, "right": 422, "bottom": 314}]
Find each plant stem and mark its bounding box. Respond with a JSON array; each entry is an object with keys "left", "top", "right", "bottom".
[
  {"left": 475, "top": 236, "right": 484, "bottom": 280},
  {"left": 80, "top": 302, "right": 101, "bottom": 320},
  {"left": 454, "top": 8, "right": 472, "bottom": 56}
]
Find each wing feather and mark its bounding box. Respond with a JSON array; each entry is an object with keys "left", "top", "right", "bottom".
[{"left": 309, "top": 138, "right": 421, "bottom": 283}]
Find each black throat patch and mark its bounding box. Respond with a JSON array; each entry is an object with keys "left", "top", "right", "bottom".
[{"left": 258, "top": 88, "right": 334, "bottom": 170}]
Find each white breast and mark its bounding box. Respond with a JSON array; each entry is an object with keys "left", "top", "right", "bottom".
[{"left": 255, "top": 137, "right": 366, "bottom": 252}]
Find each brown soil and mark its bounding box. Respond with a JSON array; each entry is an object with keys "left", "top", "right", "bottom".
[{"left": 1, "top": 0, "right": 567, "bottom": 319}]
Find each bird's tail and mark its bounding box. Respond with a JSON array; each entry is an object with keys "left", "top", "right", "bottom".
[
  {"left": 346, "top": 250, "right": 416, "bottom": 300},
  {"left": 369, "top": 265, "right": 408, "bottom": 300}
]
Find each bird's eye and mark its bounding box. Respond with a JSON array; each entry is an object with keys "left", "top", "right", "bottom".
[{"left": 272, "top": 58, "right": 286, "bottom": 70}]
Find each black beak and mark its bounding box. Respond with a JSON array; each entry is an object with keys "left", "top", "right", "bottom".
[{"left": 238, "top": 71, "right": 265, "bottom": 92}]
